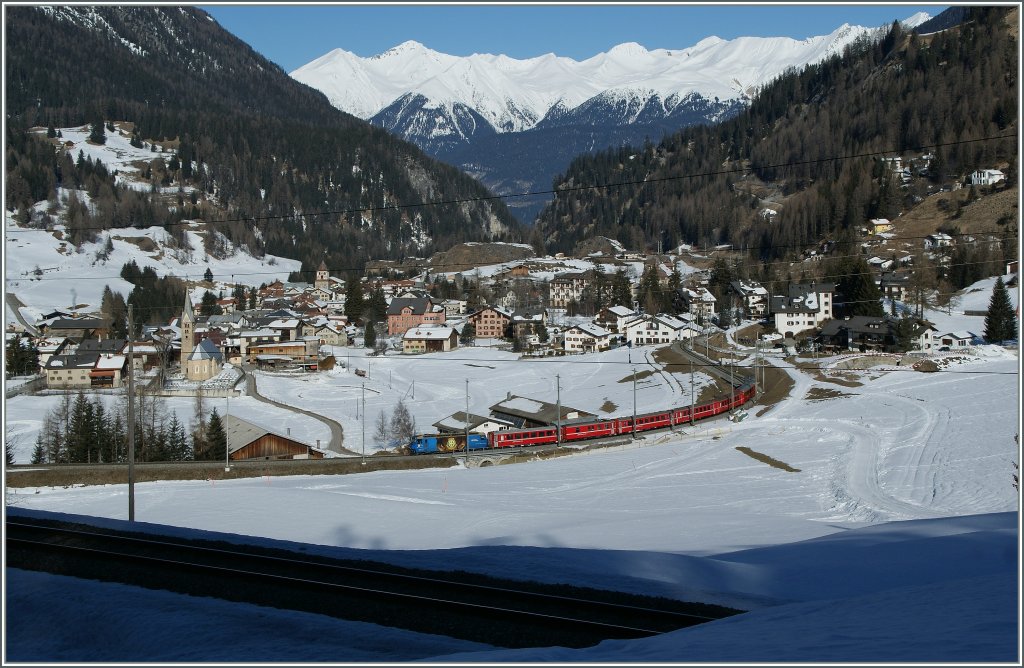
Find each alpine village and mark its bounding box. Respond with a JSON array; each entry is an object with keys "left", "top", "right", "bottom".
[{"left": 4, "top": 7, "right": 1018, "bottom": 471}]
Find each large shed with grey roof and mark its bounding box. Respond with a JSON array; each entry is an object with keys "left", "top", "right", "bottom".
[
  {"left": 226, "top": 415, "right": 326, "bottom": 461},
  {"left": 488, "top": 394, "right": 595, "bottom": 429}
]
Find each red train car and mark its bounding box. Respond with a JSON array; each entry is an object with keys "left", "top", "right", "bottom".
[
  {"left": 489, "top": 426, "right": 559, "bottom": 448},
  {"left": 485, "top": 381, "right": 756, "bottom": 451}
]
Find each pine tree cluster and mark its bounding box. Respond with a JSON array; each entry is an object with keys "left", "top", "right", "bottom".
[{"left": 28, "top": 392, "right": 235, "bottom": 465}]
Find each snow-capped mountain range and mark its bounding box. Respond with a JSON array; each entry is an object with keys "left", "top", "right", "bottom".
[
  {"left": 292, "top": 14, "right": 929, "bottom": 140},
  {"left": 291, "top": 12, "right": 930, "bottom": 223}
]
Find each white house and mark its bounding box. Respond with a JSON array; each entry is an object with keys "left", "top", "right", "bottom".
[
  {"left": 770, "top": 282, "right": 835, "bottom": 338},
  {"left": 402, "top": 324, "right": 458, "bottom": 354},
  {"left": 563, "top": 323, "right": 613, "bottom": 353},
  {"left": 729, "top": 280, "right": 769, "bottom": 318},
  {"left": 622, "top": 313, "right": 700, "bottom": 347},
  {"left": 432, "top": 411, "right": 515, "bottom": 436},
  {"left": 314, "top": 323, "right": 347, "bottom": 347},
  {"left": 936, "top": 331, "right": 978, "bottom": 348},
  {"left": 680, "top": 287, "right": 717, "bottom": 320},
  {"left": 594, "top": 305, "right": 636, "bottom": 334},
  {"left": 924, "top": 233, "right": 954, "bottom": 250},
  {"left": 970, "top": 169, "right": 1005, "bottom": 186},
  {"left": 439, "top": 299, "right": 467, "bottom": 317}
]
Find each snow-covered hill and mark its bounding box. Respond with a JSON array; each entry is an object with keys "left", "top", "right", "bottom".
[{"left": 4, "top": 126, "right": 301, "bottom": 322}]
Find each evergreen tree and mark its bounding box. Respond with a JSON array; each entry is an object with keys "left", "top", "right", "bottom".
[
  {"left": 611, "top": 269, "right": 632, "bottom": 308},
  {"left": 363, "top": 319, "right": 376, "bottom": 349},
  {"left": 5, "top": 438, "right": 14, "bottom": 466},
  {"left": 100, "top": 286, "right": 128, "bottom": 338},
  {"left": 345, "top": 279, "right": 366, "bottom": 323},
  {"left": 166, "top": 412, "right": 191, "bottom": 460},
  {"left": 984, "top": 276, "right": 1017, "bottom": 343},
  {"left": 364, "top": 288, "right": 387, "bottom": 324},
  {"left": 67, "top": 391, "right": 94, "bottom": 463},
  {"left": 88, "top": 118, "right": 106, "bottom": 145},
  {"left": 206, "top": 408, "right": 227, "bottom": 462},
  {"left": 893, "top": 314, "right": 919, "bottom": 352},
  {"left": 637, "top": 264, "right": 661, "bottom": 313},
  {"left": 233, "top": 284, "right": 247, "bottom": 310},
  {"left": 708, "top": 258, "right": 735, "bottom": 303},
  {"left": 199, "top": 289, "right": 221, "bottom": 316},
  {"left": 535, "top": 321, "right": 549, "bottom": 343},
  {"left": 459, "top": 321, "right": 476, "bottom": 345},
  {"left": 31, "top": 436, "right": 45, "bottom": 465},
  {"left": 5, "top": 336, "right": 26, "bottom": 377},
  {"left": 666, "top": 265, "right": 683, "bottom": 313},
  {"left": 838, "top": 257, "right": 884, "bottom": 317},
  {"left": 204, "top": 267, "right": 214, "bottom": 282},
  {"left": 92, "top": 401, "right": 109, "bottom": 463}
]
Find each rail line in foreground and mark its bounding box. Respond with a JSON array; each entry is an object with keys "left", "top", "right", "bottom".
[{"left": 6, "top": 515, "right": 741, "bottom": 649}]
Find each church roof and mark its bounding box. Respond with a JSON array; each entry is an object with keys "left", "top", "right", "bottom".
[{"left": 189, "top": 338, "right": 223, "bottom": 362}]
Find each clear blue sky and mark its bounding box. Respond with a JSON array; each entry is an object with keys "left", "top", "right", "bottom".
[{"left": 200, "top": 3, "right": 947, "bottom": 73}]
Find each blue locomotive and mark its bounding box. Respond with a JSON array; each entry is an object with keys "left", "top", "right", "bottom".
[{"left": 408, "top": 433, "right": 489, "bottom": 455}]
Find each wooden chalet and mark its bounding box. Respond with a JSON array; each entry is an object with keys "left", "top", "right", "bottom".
[{"left": 226, "top": 415, "right": 326, "bottom": 461}]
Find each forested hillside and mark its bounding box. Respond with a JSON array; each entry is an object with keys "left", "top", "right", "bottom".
[
  {"left": 4, "top": 6, "right": 522, "bottom": 278},
  {"left": 534, "top": 7, "right": 1017, "bottom": 262}
]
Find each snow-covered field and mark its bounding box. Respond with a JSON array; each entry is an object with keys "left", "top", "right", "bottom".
[{"left": 5, "top": 341, "right": 1020, "bottom": 661}]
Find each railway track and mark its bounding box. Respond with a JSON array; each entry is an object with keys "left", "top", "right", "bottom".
[{"left": 6, "top": 515, "right": 740, "bottom": 649}]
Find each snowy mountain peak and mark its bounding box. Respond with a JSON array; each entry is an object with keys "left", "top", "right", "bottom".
[
  {"left": 292, "top": 19, "right": 910, "bottom": 133},
  {"left": 373, "top": 39, "right": 434, "bottom": 59},
  {"left": 901, "top": 11, "right": 932, "bottom": 28},
  {"left": 606, "top": 42, "right": 650, "bottom": 58}
]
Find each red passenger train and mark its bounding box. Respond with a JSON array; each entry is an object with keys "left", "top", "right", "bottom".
[{"left": 486, "top": 381, "right": 756, "bottom": 449}]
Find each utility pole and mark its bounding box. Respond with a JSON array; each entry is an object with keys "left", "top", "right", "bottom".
[
  {"left": 730, "top": 355, "right": 735, "bottom": 414},
  {"left": 464, "top": 378, "right": 470, "bottom": 466},
  {"left": 556, "top": 374, "right": 561, "bottom": 446},
  {"left": 127, "top": 304, "right": 135, "bottom": 521},
  {"left": 689, "top": 357, "right": 695, "bottom": 426},
  {"left": 361, "top": 383, "right": 366, "bottom": 465},
  {"left": 225, "top": 385, "right": 231, "bottom": 472},
  {"left": 754, "top": 339, "right": 760, "bottom": 395},
  {"left": 632, "top": 367, "right": 637, "bottom": 440}
]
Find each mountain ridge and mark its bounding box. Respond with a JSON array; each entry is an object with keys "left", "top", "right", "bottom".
[
  {"left": 291, "top": 17, "right": 929, "bottom": 135},
  {"left": 291, "top": 14, "right": 931, "bottom": 223}
]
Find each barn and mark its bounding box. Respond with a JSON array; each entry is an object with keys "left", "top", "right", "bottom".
[{"left": 226, "top": 415, "right": 326, "bottom": 461}]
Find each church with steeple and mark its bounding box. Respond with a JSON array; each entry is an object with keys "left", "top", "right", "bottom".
[
  {"left": 314, "top": 260, "right": 330, "bottom": 291},
  {"left": 181, "top": 291, "right": 223, "bottom": 381}
]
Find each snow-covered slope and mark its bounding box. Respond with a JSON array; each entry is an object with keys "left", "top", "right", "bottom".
[{"left": 4, "top": 126, "right": 301, "bottom": 319}]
